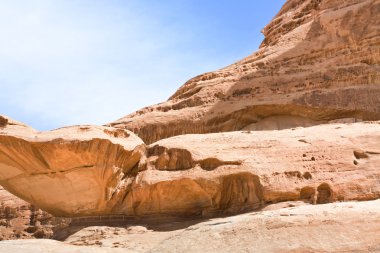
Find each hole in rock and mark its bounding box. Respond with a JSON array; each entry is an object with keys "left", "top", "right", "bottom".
[
  {"left": 299, "top": 186, "right": 315, "bottom": 201},
  {"left": 317, "top": 183, "right": 333, "bottom": 204}
]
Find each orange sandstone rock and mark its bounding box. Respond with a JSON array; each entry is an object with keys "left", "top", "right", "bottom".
[
  {"left": 110, "top": 0, "right": 380, "bottom": 144},
  {"left": 0, "top": 115, "right": 379, "bottom": 218}
]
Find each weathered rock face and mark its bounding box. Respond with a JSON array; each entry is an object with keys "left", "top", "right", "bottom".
[
  {"left": 0, "top": 116, "right": 144, "bottom": 216},
  {"left": 128, "top": 121, "right": 380, "bottom": 217},
  {"left": 110, "top": 0, "right": 380, "bottom": 144},
  {"left": 1, "top": 114, "right": 379, "bottom": 218},
  {"left": 0, "top": 186, "right": 70, "bottom": 240},
  {"left": 0, "top": 0, "right": 379, "bottom": 236}
]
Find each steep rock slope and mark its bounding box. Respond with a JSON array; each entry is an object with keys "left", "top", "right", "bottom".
[{"left": 110, "top": 0, "right": 380, "bottom": 144}]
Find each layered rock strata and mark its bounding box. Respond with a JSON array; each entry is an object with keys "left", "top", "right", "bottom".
[
  {"left": 1, "top": 114, "right": 379, "bottom": 218},
  {"left": 110, "top": 0, "right": 380, "bottom": 144}
]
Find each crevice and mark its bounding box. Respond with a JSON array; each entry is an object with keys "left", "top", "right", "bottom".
[
  {"left": 148, "top": 145, "right": 241, "bottom": 171},
  {"left": 218, "top": 173, "right": 263, "bottom": 214},
  {"left": 317, "top": 183, "right": 333, "bottom": 204},
  {"left": 353, "top": 150, "right": 369, "bottom": 159},
  {"left": 198, "top": 158, "right": 242, "bottom": 171},
  {"left": 299, "top": 186, "right": 316, "bottom": 202}
]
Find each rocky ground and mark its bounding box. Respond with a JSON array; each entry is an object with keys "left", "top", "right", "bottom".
[
  {"left": 0, "top": 186, "right": 71, "bottom": 240},
  {"left": 1, "top": 200, "right": 380, "bottom": 252}
]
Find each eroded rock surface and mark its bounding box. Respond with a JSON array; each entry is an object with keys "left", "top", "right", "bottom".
[
  {"left": 1, "top": 200, "right": 380, "bottom": 253},
  {"left": 0, "top": 0, "right": 379, "bottom": 248},
  {"left": 1, "top": 115, "right": 379, "bottom": 218},
  {"left": 0, "top": 116, "right": 144, "bottom": 216},
  {"left": 0, "top": 186, "right": 70, "bottom": 240},
  {"left": 110, "top": 0, "right": 380, "bottom": 144},
  {"left": 129, "top": 121, "right": 380, "bottom": 217}
]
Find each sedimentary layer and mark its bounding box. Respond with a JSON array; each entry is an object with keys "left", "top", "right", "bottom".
[
  {"left": 0, "top": 116, "right": 144, "bottom": 216},
  {"left": 1, "top": 114, "right": 379, "bottom": 217},
  {"left": 110, "top": 0, "right": 380, "bottom": 144}
]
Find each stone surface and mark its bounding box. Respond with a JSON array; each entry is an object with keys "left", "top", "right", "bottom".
[
  {"left": 129, "top": 121, "right": 380, "bottom": 217},
  {"left": 110, "top": 0, "right": 380, "bottom": 144},
  {"left": 1, "top": 200, "right": 380, "bottom": 252},
  {"left": 0, "top": 115, "right": 144, "bottom": 216},
  {"left": 0, "top": 0, "right": 379, "bottom": 249},
  {"left": 0, "top": 186, "right": 71, "bottom": 240},
  {"left": 0, "top": 239, "right": 125, "bottom": 253},
  {"left": 1, "top": 116, "right": 379, "bottom": 218}
]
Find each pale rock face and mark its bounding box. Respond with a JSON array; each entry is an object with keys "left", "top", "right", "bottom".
[{"left": 110, "top": 0, "right": 380, "bottom": 144}]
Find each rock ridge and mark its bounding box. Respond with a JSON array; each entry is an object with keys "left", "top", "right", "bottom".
[
  {"left": 110, "top": 0, "right": 380, "bottom": 144},
  {"left": 0, "top": 115, "right": 379, "bottom": 218}
]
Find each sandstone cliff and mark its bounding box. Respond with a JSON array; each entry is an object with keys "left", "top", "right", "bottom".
[
  {"left": 1, "top": 114, "right": 379, "bottom": 217},
  {"left": 0, "top": 186, "right": 69, "bottom": 240},
  {"left": 110, "top": 0, "right": 380, "bottom": 144},
  {"left": 0, "top": 0, "right": 379, "bottom": 247}
]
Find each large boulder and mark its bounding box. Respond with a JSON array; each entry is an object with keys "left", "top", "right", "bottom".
[{"left": 0, "top": 115, "right": 144, "bottom": 216}]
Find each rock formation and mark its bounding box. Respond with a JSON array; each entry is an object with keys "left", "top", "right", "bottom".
[
  {"left": 0, "top": 0, "right": 379, "bottom": 249},
  {"left": 110, "top": 0, "right": 380, "bottom": 144},
  {"left": 1, "top": 113, "right": 379, "bottom": 217},
  {"left": 0, "top": 115, "right": 144, "bottom": 216},
  {"left": 1, "top": 200, "right": 380, "bottom": 252},
  {"left": 0, "top": 186, "right": 70, "bottom": 240}
]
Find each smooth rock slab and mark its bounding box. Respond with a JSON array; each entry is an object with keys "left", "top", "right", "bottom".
[{"left": 2, "top": 200, "right": 380, "bottom": 253}]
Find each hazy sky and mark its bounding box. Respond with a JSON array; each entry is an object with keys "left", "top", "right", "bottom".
[{"left": 0, "top": 0, "right": 286, "bottom": 131}]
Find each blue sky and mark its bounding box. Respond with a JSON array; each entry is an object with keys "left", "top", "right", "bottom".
[{"left": 0, "top": 0, "right": 286, "bottom": 131}]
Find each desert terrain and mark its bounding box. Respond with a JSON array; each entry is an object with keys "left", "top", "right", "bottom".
[{"left": 0, "top": 0, "right": 379, "bottom": 252}]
